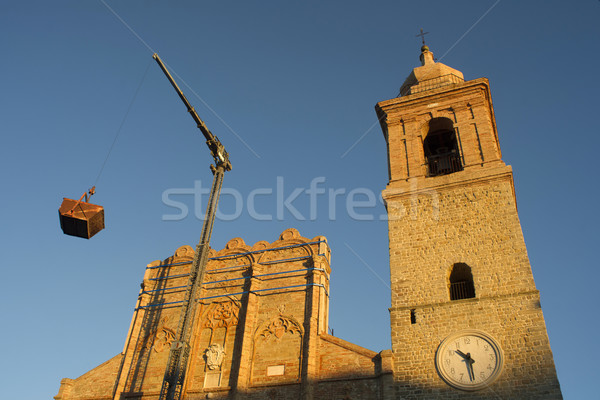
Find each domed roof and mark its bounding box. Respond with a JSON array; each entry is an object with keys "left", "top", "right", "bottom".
[{"left": 399, "top": 46, "right": 465, "bottom": 96}]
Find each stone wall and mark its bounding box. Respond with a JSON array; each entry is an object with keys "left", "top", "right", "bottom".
[
  {"left": 378, "top": 75, "right": 562, "bottom": 398},
  {"left": 55, "top": 229, "right": 390, "bottom": 400}
]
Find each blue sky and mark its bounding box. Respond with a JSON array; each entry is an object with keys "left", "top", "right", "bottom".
[{"left": 1, "top": 1, "right": 598, "bottom": 398}]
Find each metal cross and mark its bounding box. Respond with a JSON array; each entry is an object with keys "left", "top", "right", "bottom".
[{"left": 416, "top": 28, "right": 429, "bottom": 45}]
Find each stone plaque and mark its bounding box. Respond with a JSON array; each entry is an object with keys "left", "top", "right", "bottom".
[
  {"left": 266, "top": 365, "right": 285, "bottom": 376},
  {"left": 204, "top": 371, "right": 221, "bottom": 388}
]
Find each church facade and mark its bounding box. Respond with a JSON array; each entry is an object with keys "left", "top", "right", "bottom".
[
  {"left": 56, "top": 229, "right": 393, "bottom": 400},
  {"left": 55, "top": 46, "right": 561, "bottom": 399}
]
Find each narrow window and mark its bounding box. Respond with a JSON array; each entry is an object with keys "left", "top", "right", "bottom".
[
  {"left": 410, "top": 309, "right": 417, "bottom": 324},
  {"left": 449, "top": 263, "right": 475, "bottom": 300},
  {"left": 423, "top": 117, "right": 463, "bottom": 177}
]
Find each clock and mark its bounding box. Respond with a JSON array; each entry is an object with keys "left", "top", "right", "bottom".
[{"left": 435, "top": 329, "right": 503, "bottom": 391}]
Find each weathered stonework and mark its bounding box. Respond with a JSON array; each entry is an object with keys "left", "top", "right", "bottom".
[
  {"left": 56, "top": 229, "right": 390, "bottom": 400},
  {"left": 375, "top": 46, "right": 562, "bottom": 398}
]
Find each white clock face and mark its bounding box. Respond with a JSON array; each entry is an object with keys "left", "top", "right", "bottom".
[{"left": 436, "top": 330, "right": 503, "bottom": 391}]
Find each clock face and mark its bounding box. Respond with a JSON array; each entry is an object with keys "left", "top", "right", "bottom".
[{"left": 435, "top": 330, "right": 503, "bottom": 391}]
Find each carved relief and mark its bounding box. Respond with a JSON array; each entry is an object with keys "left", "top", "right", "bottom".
[
  {"left": 251, "top": 240, "right": 269, "bottom": 251},
  {"left": 259, "top": 316, "right": 302, "bottom": 341},
  {"left": 204, "top": 343, "right": 226, "bottom": 370},
  {"left": 150, "top": 327, "right": 176, "bottom": 353},
  {"left": 279, "top": 228, "right": 300, "bottom": 241},
  {"left": 140, "top": 318, "right": 176, "bottom": 353},
  {"left": 174, "top": 245, "right": 195, "bottom": 260},
  {"left": 225, "top": 237, "right": 246, "bottom": 249},
  {"left": 202, "top": 301, "right": 240, "bottom": 328}
]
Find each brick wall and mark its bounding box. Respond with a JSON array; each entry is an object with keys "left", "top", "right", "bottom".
[
  {"left": 377, "top": 74, "right": 562, "bottom": 398},
  {"left": 56, "top": 229, "right": 389, "bottom": 400}
]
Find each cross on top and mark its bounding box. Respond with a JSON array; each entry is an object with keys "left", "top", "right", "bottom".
[{"left": 416, "top": 28, "right": 429, "bottom": 45}]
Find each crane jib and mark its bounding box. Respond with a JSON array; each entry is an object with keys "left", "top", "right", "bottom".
[
  {"left": 152, "top": 53, "right": 231, "bottom": 171},
  {"left": 150, "top": 53, "right": 231, "bottom": 400}
]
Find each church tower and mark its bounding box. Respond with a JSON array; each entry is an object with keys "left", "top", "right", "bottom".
[{"left": 375, "top": 46, "right": 562, "bottom": 398}]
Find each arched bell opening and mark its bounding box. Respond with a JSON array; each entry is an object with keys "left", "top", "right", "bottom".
[
  {"left": 448, "top": 263, "right": 476, "bottom": 301},
  {"left": 423, "top": 118, "right": 463, "bottom": 177}
]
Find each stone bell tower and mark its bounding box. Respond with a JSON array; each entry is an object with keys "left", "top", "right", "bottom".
[{"left": 375, "top": 45, "right": 562, "bottom": 398}]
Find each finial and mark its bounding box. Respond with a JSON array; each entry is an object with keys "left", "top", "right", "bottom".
[
  {"left": 416, "top": 28, "right": 429, "bottom": 46},
  {"left": 419, "top": 45, "right": 434, "bottom": 66},
  {"left": 416, "top": 29, "right": 434, "bottom": 65}
]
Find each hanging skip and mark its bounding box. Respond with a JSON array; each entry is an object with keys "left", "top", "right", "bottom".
[{"left": 58, "top": 187, "right": 105, "bottom": 239}]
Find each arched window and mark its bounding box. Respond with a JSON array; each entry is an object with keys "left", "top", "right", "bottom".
[
  {"left": 423, "top": 118, "right": 463, "bottom": 177},
  {"left": 449, "top": 263, "right": 475, "bottom": 300}
]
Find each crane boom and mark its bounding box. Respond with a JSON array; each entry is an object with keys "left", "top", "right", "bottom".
[
  {"left": 152, "top": 53, "right": 231, "bottom": 171},
  {"left": 151, "top": 53, "right": 231, "bottom": 400}
]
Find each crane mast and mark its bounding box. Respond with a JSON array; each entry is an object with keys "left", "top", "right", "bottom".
[{"left": 152, "top": 53, "right": 231, "bottom": 400}]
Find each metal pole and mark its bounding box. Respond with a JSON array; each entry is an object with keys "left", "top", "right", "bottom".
[{"left": 159, "top": 163, "right": 226, "bottom": 400}]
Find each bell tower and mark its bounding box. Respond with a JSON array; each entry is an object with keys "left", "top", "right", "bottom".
[{"left": 376, "top": 46, "right": 562, "bottom": 398}]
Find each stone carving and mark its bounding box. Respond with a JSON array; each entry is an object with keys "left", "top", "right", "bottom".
[
  {"left": 174, "top": 245, "right": 195, "bottom": 260},
  {"left": 204, "top": 344, "right": 225, "bottom": 370},
  {"left": 151, "top": 327, "right": 176, "bottom": 353},
  {"left": 141, "top": 324, "right": 176, "bottom": 353},
  {"left": 259, "top": 316, "right": 301, "bottom": 341},
  {"left": 251, "top": 240, "right": 269, "bottom": 251},
  {"left": 280, "top": 228, "right": 299, "bottom": 241},
  {"left": 203, "top": 301, "right": 240, "bottom": 328},
  {"left": 225, "top": 237, "right": 246, "bottom": 249}
]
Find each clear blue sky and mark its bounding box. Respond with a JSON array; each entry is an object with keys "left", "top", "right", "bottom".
[{"left": 0, "top": 1, "right": 597, "bottom": 398}]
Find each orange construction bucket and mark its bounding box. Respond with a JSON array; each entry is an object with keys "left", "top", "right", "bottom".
[{"left": 59, "top": 198, "right": 105, "bottom": 239}]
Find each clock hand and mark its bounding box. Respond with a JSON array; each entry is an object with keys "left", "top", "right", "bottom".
[
  {"left": 457, "top": 351, "right": 475, "bottom": 381},
  {"left": 466, "top": 356, "right": 475, "bottom": 381},
  {"left": 455, "top": 349, "right": 468, "bottom": 359}
]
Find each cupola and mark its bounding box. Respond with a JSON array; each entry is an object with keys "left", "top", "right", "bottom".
[{"left": 399, "top": 46, "right": 465, "bottom": 96}]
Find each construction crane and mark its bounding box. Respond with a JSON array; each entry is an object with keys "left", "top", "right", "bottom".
[{"left": 152, "top": 53, "right": 231, "bottom": 400}]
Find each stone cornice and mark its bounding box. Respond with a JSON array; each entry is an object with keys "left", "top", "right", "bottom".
[
  {"left": 382, "top": 165, "right": 513, "bottom": 200},
  {"left": 376, "top": 78, "right": 491, "bottom": 113}
]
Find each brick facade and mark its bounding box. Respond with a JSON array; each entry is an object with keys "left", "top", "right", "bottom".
[
  {"left": 56, "top": 229, "right": 391, "bottom": 400},
  {"left": 376, "top": 46, "right": 562, "bottom": 398}
]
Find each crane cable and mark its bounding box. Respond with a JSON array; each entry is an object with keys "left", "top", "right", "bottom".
[{"left": 93, "top": 58, "right": 152, "bottom": 187}]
